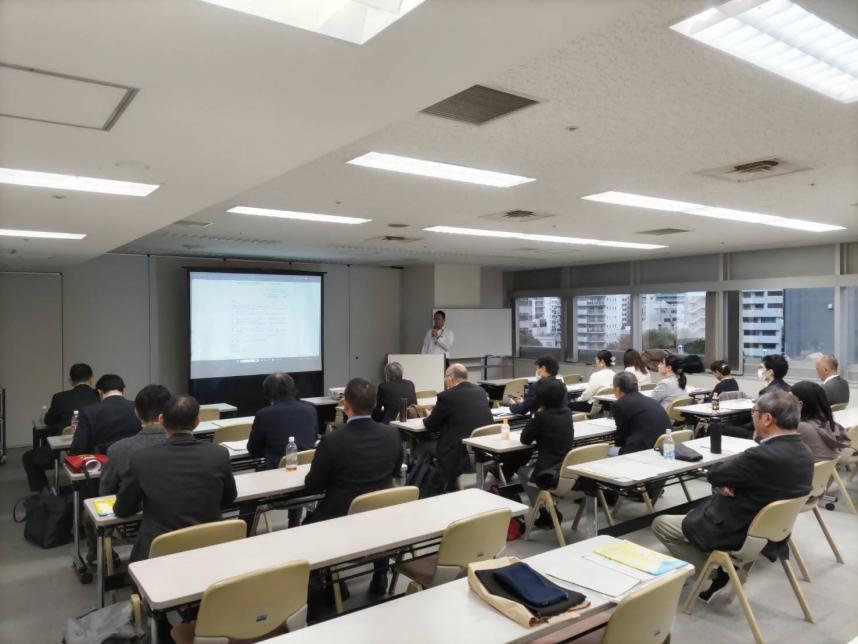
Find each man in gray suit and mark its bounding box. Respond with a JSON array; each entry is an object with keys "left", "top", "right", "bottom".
[{"left": 815, "top": 354, "right": 850, "bottom": 406}]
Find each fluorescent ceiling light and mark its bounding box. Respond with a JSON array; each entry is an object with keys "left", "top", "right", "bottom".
[
  {"left": 229, "top": 206, "right": 370, "bottom": 225},
  {"left": 0, "top": 228, "right": 86, "bottom": 240},
  {"left": 0, "top": 167, "right": 159, "bottom": 197},
  {"left": 348, "top": 152, "right": 535, "bottom": 188},
  {"left": 424, "top": 226, "right": 666, "bottom": 250},
  {"left": 671, "top": 0, "right": 858, "bottom": 103},
  {"left": 582, "top": 191, "right": 844, "bottom": 232},
  {"left": 199, "top": 0, "right": 428, "bottom": 45}
]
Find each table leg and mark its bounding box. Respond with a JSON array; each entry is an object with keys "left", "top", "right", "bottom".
[
  {"left": 72, "top": 486, "right": 82, "bottom": 567},
  {"left": 475, "top": 461, "right": 485, "bottom": 490},
  {"left": 580, "top": 495, "right": 598, "bottom": 539},
  {"left": 150, "top": 608, "right": 160, "bottom": 644},
  {"left": 96, "top": 528, "right": 105, "bottom": 607}
]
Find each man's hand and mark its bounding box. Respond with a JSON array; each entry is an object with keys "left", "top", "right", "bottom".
[
  {"left": 716, "top": 486, "right": 736, "bottom": 497},
  {"left": 431, "top": 329, "right": 439, "bottom": 338},
  {"left": 511, "top": 396, "right": 523, "bottom": 404}
]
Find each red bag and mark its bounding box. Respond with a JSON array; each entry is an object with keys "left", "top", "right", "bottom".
[
  {"left": 63, "top": 454, "right": 108, "bottom": 475},
  {"left": 490, "top": 484, "right": 526, "bottom": 541}
]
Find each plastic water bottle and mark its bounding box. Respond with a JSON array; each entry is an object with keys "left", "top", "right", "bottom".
[
  {"left": 501, "top": 417, "right": 510, "bottom": 441},
  {"left": 662, "top": 428, "right": 675, "bottom": 460},
  {"left": 70, "top": 410, "right": 80, "bottom": 433},
  {"left": 285, "top": 436, "right": 298, "bottom": 471}
]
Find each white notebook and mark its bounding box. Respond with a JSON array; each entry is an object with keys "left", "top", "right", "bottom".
[
  {"left": 546, "top": 554, "right": 642, "bottom": 599},
  {"left": 220, "top": 440, "right": 248, "bottom": 452}
]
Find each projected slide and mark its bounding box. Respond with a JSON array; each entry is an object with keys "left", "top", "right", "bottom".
[{"left": 190, "top": 271, "right": 322, "bottom": 379}]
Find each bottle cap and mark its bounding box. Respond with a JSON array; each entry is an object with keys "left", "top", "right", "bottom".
[{"left": 289, "top": 436, "right": 295, "bottom": 442}]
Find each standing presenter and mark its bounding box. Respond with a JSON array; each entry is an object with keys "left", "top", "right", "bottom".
[{"left": 421, "top": 310, "right": 454, "bottom": 357}]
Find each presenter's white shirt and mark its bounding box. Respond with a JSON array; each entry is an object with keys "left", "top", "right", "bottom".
[{"left": 421, "top": 327, "right": 454, "bottom": 356}]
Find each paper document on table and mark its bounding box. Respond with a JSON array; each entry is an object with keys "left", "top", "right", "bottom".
[
  {"left": 546, "top": 555, "right": 640, "bottom": 598},
  {"left": 586, "top": 418, "right": 616, "bottom": 429},
  {"left": 491, "top": 406, "right": 512, "bottom": 416},
  {"left": 94, "top": 497, "right": 116, "bottom": 517},
  {"left": 594, "top": 540, "right": 686, "bottom": 576},
  {"left": 221, "top": 440, "right": 248, "bottom": 452},
  {"left": 573, "top": 459, "right": 664, "bottom": 482}
]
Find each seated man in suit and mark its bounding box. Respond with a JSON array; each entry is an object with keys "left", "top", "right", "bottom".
[
  {"left": 303, "top": 378, "right": 403, "bottom": 594},
  {"left": 652, "top": 391, "right": 813, "bottom": 600},
  {"left": 248, "top": 372, "right": 317, "bottom": 469},
  {"left": 815, "top": 354, "right": 849, "bottom": 406},
  {"left": 114, "top": 395, "right": 237, "bottom": 562},
  {"left": 70, "top": 374, "right": 141, "bottom": 455},
  {"left": 508, "top": 355, "right": 568, "bottom": 416},
  {"left": 610, "top": 372, "right": 670, "bottom": 456},
  {"left": 423, "top": 363, "right": 494, "bottom": 491},
  {"left": 23, "top": 362, "right": 101, "bottom": 492},
  {"left": 373, "top": 361, "right": 417, "bottom": 424}
]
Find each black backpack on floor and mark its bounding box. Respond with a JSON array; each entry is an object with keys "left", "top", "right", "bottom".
[
  {"left": 13, "top": 492, "right": 73, "bottom": 548},
  {"left": 405, "top": 453, "right": 447, "bottom": 498}
]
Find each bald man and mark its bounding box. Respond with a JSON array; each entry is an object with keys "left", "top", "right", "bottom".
[
  {"left": 815, "top": 354, "right": 849, "bottom": 406},
  {"left": 423, "top": 363, "right": 493, "bottom": 491}
]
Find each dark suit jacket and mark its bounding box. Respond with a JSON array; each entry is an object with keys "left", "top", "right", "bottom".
[
  {"left": 303, "top": 417, "right": 403, "bottom": 523},
  {"left": 373, "top": 379, "right": 417, "bottom": 424},
  {"left": 713, "top": 378, "right": 739, "bottom": 396},
  {"left": 44, "top": 384, "right": 99, "bottom": 431},
  {"left": 509, "top": 379, "right": 569, "bottom": 416},
  {"left": 760, "top": 379, "right": 790, "bottom": 396},
  {"left": 520, "top": 407, "right": 574, "bottom": 480},
  {"left": 612, "top": 391, "right": 671, "bottom": 455},
  {"left": 70, "top": 395, "right": 141, "bottom": 455},
  {"left": 822, "top": 376, "right": 850, "bottom": 406},
  {"left": 682, "top": 434, "right": 813, "bottom": 552},
  {"left": 247, "top": 398, "right": 318, "bottom": 469},
  {"left": 423, "top": 381, "right": 494, "bottom": 484},
  {"left": 114, "top": 433, "right": 237, "bottom": 561}
]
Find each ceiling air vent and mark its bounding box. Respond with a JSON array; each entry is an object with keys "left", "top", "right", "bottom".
[
  {"left": 421, "top": 85, "right": 538, "bottom": 125},
  {"left": 637, "top": 228, "right": 690, "bottom": 236},
  {"left": 695, "top": 157, "right": 809, "bottom": 183},
  {"left": 481, "top": 209, "right": 555, "bottom": 223}
]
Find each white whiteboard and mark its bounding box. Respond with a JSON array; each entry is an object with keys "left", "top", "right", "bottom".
[
  {"left": 438, "top": 308, "right": 512, "bottom": 359},
  {"left": 386, "top": 354, "right": 445, "bottom": 393}
]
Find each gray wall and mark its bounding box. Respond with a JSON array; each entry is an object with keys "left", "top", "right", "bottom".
[{"left": 400, "top": 265, "right": 435, "bottom": 354}]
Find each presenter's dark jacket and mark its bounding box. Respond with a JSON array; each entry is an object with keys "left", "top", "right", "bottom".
[
  {"left": 248, "top": 398, "right": 318, "bottom": 469},
  {"left": 44, "top": 384, "right": 100, "bottom": 432},
  {"left": 520, "top": 407, "right": 574, "bottom": 481},
  {"left": 423, "top": 381, "right": 494, "bottom": 485},
  {"left": 373, "top": 379, "right": 418, "bottom": 424},
  {"left": 712, "top": 377, "right": 740, "bottom": 396},
  {"left": 114, "top": 433, "right": 237, "bottom": 562},
  {"left": 70, "top": 395, "right": 141, "bottom": 455},
  {"left": 612, "top": 391, "right": 670, "bottom": 455},
  {"left": 822, "top": 376, "right": 850, "bottom": 406},
  {"left": 302, "top": 417, "right": 403, "bottom": 523},
  {"left": 509, "top": 380, "right": 569, "bottom": 416},
  {"left": 682, "top": 434, "right": 812, "bottom": 552}
]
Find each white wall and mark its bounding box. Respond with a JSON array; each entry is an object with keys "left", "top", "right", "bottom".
[
  {"left": 434, "top": 264, "right": 481, "bottom": 308},
  {"left": 480, "top": 268, "right": 505, "bottom": 308}
]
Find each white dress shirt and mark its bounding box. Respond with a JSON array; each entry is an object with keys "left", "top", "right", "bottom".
[{"left": 421, "top": 326, "right": 454, "bottom": 356}]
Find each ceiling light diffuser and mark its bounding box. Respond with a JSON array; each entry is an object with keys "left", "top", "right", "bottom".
[
  {"left": 581, "top": 191, "right": 844, "bottom": 232},
  {"left": 424, "top": 226, "right": 666, "bottom": 250},
  {"left": 0, "top": 167, "right": 159, "bottom": 197},
  {"left": 228, "top": 206, "right": 370, "bottom": 225},
  {"left": 348, "top": 152, "right": 535, "bottom": 188},
  {"left": 671, "top": 0, "right": 858, "bottom": 103},
  {"left": 0, "top": 228, "right": 86, "bottom": 240},
  {"left": 199, "top": 0, "right": 429, "bottom": 45}
]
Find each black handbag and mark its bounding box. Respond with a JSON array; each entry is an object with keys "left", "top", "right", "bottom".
[{"left": 13, "top": 492, "right": 73, "bottom": 548}]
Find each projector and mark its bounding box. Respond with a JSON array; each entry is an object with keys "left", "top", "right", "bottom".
[{"left": 328, "top": 387, "right": 346, "bottom": 400}]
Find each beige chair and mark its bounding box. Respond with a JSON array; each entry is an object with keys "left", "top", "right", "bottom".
[
  {"left": 830, "top": 402, "right": 847, "bottom": 412},
  {"left": 467, "top": 424, "right": 503, "bottom": 483},
  {"left": 563, "top": 374, "right": 583, "bottom": 384},
  {"left": 652, "top": 429, "right": 694, "bottom": 503},
  {"left": 640, "top": 382, "right": 657, "bottom": 391},
  {"left": 278, "top": 448, "right": 316, "bottom": 468},
  {"left": 667, "top": 396, "right": 693, "bottom": 425},
  {"left": 499, "top": 378, "right": 528, "bottom": 404},
  {"left": 830, "top": 426, "right": 858, "bottom": 513},
  {"left": 198, "top": 408, "right": 221, "bottom": 421},
  {"left": 572, "top": 412, "right": 588, "bottom": 423},
  {"left": 395, "top": 508, "right": 511, "bottom": 591},
  {"left": 212, "top": 423, "right": 252, "bottom": 444},
  {"left": 149, "top": 519, "right": 246, "bottom": 559},
  {"left": 415, "top": 389, "right": 437, "bottom": 399},
  {"left": 524, "top": 443, "right": 614, "bottom": 546},
  {"left": 588, "top": 386, "right": 615, "bottom": 418},
  {"left": 683, "top": 495, "right": 813, "bottom": 644},
  {"left": 61, "top": 425, "right": 73, "bottom": 435},
  {"left": 171, "top": 560, "right": 310, "bottom": 644},
  {"left": 718, "top": 390, "right": 749, "bottom": 402}
]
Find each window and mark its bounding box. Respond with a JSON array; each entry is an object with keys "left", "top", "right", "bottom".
[
  {"left": 575, "top": 295, "right": 632, "bottom": 353},
  {"left": 516, "top": 297, "right": 562, "bottom": 352},
  {"left": 640, "top": 292, "right": 706, "bottom": 355}
]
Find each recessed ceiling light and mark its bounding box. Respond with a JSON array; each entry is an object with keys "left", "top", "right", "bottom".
[
  {"left": 347, "top": 152, "right": 535, "bottom": 188},
  {"left": 671, "top": 0, "right": 858, "bottom": 103},
  {"left": 0, "top": 228, "right": 86, "bottom": 240},
  {"left": 228, "top": 206, "right": 370, "bottom": 225},
  {"left": 0, "top": 167, "right": 159, "bottom": 197},
  {"left": 198, "top": 0, "right": 428, "bottom": 45},
  {"left": 423, "top": 226, "right": 665, "bottom": 250},
  {"left": 581, "top": 191, "right": 844, "bottom": 233}
]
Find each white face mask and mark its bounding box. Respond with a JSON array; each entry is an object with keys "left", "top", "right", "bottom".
[{"left": 757, "top": 368, "right": 768, "bottom": 381}]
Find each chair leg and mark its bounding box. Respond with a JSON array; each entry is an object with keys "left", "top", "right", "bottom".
[
  {"left": 571, "top": 498, "right": 587, "bottom": 531},
  {"left": 263, "top": 511, "right": 272, "bottom": 534},
  {"left": 812, "top": 506, "right": 844, "bottom": 563},
  {"left": 788, "top": 539, "right": 812, "bottom": 582},
  {"left": 682, "top": 554, "right": 718, "bottom": 614},
  {"left": 678, "top": 476, "right": 693, "bottom": 502},
  {"left": 331, "top": 570, "right": 344, "bottom": 614},
  {"left": 831, "top": 469, "right": 857, "bottom": 514},
  {"left": 388, "top": 552, "right": 403, "bottom": 595},
  {"left": 724, "top": 558, "right": 765, "bottom": 644},
  {"left": 498, "top": 465, "right": 508, "bottom": 486},
  {"left": 781, "top": 557, "right": 814, "bottom": 623},
  {"left": 523, "top": 491, "right": 545, "bottom": 541},
  {"left": 544, "top": 495, "right": 566, "bottom": 547},
  {"left": 640, "top": 487, "right": 656, "bottom": 513},
  {"left": 596, "top": 489, "right": 614, "bottom": 526}
]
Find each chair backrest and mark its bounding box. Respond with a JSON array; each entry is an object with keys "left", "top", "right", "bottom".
[
  {"left": 667, "top": 396, "right": 693, "bottom": 423},
  {"left": 640, "top": 383, "right": 657, "bottom": 391},
  {"left": 415, "top": 390, "right": 437, "bottom": 399},
  {"left": 198, "top": 408, "right": 221, "bottom": 421},
  {"left": 502, "top": 378, "right": 529, "bottom": 400},
  {"left": 194, "top": 559, "right": 310, "bottom": 641},
  {"left": 212, "top": 423, "right": 252, "bottom": 444},
  {"left": 557, "top": 442, "right": 611, "bottom": 495},
  {"left": 348, "top": 486, "right": 419, "bottom": 515},
  {"left": 149, "top": 519, "right": 246, "bottom": 559},
  {"left": 595, "top": 386, "right": 614, "bottom": 397},
  {"left": 563, "top": 374, "right": 583, "bottom": 384},
  {"left": 830, "top": 402, "right": 847, "bottom": 412},
  {"left": 571, "top": 412, "right": 588, "bottom": 423},
  {"left": 470, "top": 424, "right": 501, "bottom": 439},
  {"left": 810, "top": 459, "right": 838, "bottom": 497},
  {"left": 278, "top": 449, "right": 316, "bottom": 468},
  {"left": 433, "top": 508, "right": 512, "bottom": 585},
  {"left": 850, "top": 425, "right": 858, "bottom": 450},
  {"left": 654, "top": 429, "right": 693, "bottom": 449},
  {"left": 732, "top": 495, "right": 809, "bottom": 562},
  {"left": 718, "top": 390, "right": 748, "bottom": 402},
  {"left": 602, "top": 569, "right": 688, "bottom": 644},
  {"left": 62, "top": 425, "right": 73, "bottom": 435}
]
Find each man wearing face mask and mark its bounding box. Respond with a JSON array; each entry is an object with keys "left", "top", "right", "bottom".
[{"left": 723, "top": 354, "right": 791, "bottom": 439}]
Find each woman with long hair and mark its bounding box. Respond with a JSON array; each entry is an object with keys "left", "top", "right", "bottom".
[
  {"left": 791, "top": 380, "right": 850, "bottom": 461},
  {"left": 623, "top": 349, "right": 652, "bottom": 386}
]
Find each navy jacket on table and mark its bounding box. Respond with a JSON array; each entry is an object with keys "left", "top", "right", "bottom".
[
  {"left": 423, "top": 381, "right": 494, "bottom": 487},
  {"left": 373, "top": 379, "right": 418, "bottom": 424},
  {"left": 303, "top": 417, "right": 403, "bottom": 523},
  {"left": 520, "top": 407, "right": 575, "bottom": 482},
  {"left": 612, "top": 391, "right": 670, "bottom": 455},
  {"left": 509, "top": 381, "right": 569, "bottom": 416},
  {"left": 682, "top": 434, "right": 812, "bottom": 552},
  {"left": 70, "top": 395, "right": 141, "bottom": 455},
  {"left": 247, "top": 399, "right": 318, "bottom": 469},
  {"left": 44, "top": 384, "right": 100, "bottom": 432},
  {"left": 114, "top": 433, "right": 237, "bottom": 562}
]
